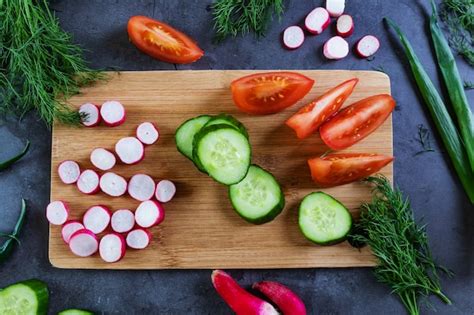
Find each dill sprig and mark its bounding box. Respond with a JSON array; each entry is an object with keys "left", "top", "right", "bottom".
[
  {"left": 415, "top": 124, "right": 435, "bottom": 155},
  {"left": 351, "top": 176, "right": 452, "bottom": 315},
  {"left": 0, "top": 0, "right": 105, "bottom": 126}
]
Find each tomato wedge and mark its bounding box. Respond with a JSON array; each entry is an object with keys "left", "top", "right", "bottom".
[
  {"left": 231, "top": 72, "right": 314, "bottom": 115},
  {"left": 286, "top": 78, "right": 358, "bottom": 139},
  {"left": 320, "top": 94, "right": 396, "bottom": 150},
  {"left": 127, "top": 16, "right": 203, "bottom": 64},
  {"left": 308, "top": 153, "right": 393, "bottom": 187}
]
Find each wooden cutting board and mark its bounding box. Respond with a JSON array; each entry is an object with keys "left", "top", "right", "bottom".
[{"left": 50, "top": 70, "right": 392, "bottom": 269}]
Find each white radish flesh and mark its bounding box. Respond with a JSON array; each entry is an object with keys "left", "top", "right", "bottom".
[
  {"left": 135, "top": 200, "right": 165, "bottom": 228},
  {"left": 69, "top": 229, "right": 98, "bottom": 257},
  {"left": 326, "top": 0, "right": 345, "bottom": 17},
  {"left": 282, "top": 26, "right": 305, "bottom": 49},
  {"left": 323, "top": 36, "right": 349, "bottom": 60},
  {"left": 77, "top": 169, "right": 100, "bottom": 195},
  {"left": 79, "top": 103, "right": 101, "bottom": 127},
  {"left": 58, "top": 160, "right": 81, "bottom": 184},
  {"left": 90, "top": 148, "right": 116, "bottom": 171},
  {"left": 61, "top": 221, "right": 84, "bottom": 244},
  {"left": 356, "top": 35, "right": 381, "bottom": 58},
  {"left": 136, "top": 122, "right": 159, "bottom": 145},
  {"left": 99, "top": 172, "right": 128, "bottom": 197},
  {"left": 336, "top": 15, "right": 354, "bottom": 38},
  {"left": 155, "top": 180, "right": 176, "bottom": 203},
  {"left": 126, "top": 229, "right": 151, "bottom": 249},
  {"left": 46, "top": 201, "right": 69, "bottom": 225},
  {"left": 83, "top": 205, "right": 111, "bottom": 234},
  {"left": 115, "top": 137, "right": 145, "bottom": 165},
  {"left": 99, "top": 233, "right": 126, "bottom": 263},
  {"left": 111, "top": 209, "right": 135, "bottom": 233},
  {"left": 305, "top": 7, "right": 330, "bottom": 35},
  {"left": 100, "top": 101, "right": 126, "bottom": 127},
  {"left": 128, "top": 174, "right": 155, "bottom": 201}
]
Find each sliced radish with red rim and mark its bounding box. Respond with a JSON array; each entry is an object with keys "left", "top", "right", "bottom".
[
  {"left": 135, "top": 200, "right": 165, "bottom": 228},
  {"left": 100, "top": 101, "right": 126, "bottom": 127},
  {"left": 79, "top": 103, "right": 101, "bottom": 127},
  {"left": 99, "top": 233, "right": 126, "bottom": 263},
  {"left": 323, "top": 36, "right": 349, "bottom": 60},
  {"left": 83, "top": 205, "right": 111, "bottom": 234},
  {"left": 77, "top": 169, "right": 100, "bottom": 195},
  {"left": 136, "top": 122, "right": 159, "bottom": 145},
  {"left": 61, "top": 221, "right": 84, "bottom": 244},
  {"left": 100, "top": 172, "right": 128, "bottom": 197},
  {"left": 115, "top": 137, "right": 144, "bottom": 165},
  {"left": 128, "top": 174, "right": 155, "bottom": 201},
  {"left": 69, "top": 229, "right": 98, "bottom": 257},
  {"left": 58, "top": 160, "right": 81, "bottom": 184},
  {"left": 283, "top": 26, "right": 305, "bottom": 49},
  {"left": 305, "top": 7, "right": 330, "bottom": 35},
  {"left": 356, "top": 35, "right": 381, "bottom": 58},
  {"left": 155, "top": 180, "right": 176, "bottom": 203},
  {"left": 126, "top": 228, "right": 152, "bottom": 249},
  {"left": 111, "top": 209, "right": 135, "bottom": 233},
  {"left": 46, "top": 201, "right": 69, "bottom": 225},
  {"left": 336, "top": 15, "right": 354, "bottom": 38},
  {"left": 90, "top": 148, "right": 116, "bottom": 171},
  {"left": 326, "top": 0, "right": 345, "bottom": 17}
]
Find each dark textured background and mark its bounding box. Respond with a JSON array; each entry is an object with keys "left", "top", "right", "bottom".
[{"left": 0, "top": 0, "right": 472, "bottom": 314}]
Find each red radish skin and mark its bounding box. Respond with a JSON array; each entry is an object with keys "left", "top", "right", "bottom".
[
  {"left": 155, "top": 180, "right": 176, "bottom": 203},
  {"left": 61, "top": 221, "right": 85, "bottom": 244},
  {"left": 111, "top": 209, "right": 135, "bottom": 233},
  {"left": 283, "top": 26, "right": 305, "bottom": 49},
  {"left": 253, "top": 281, "right": 307, "bottom": 315},
  {"left": 69, "top": 229, "right": 99, "bottom": 257},
  {"left": 135, "top": 200, "right": 165, "bottom": 228},
  {"left": 323, "top": 36, "right": 349, "bottom": 60},
  {"left": 336, "top": 15, "right": 354, "bottom": 38},
  {"left": 126, "top": 228, "right": 152, "bottom": 249},
  {"left": 90, "top": 148, "right": 116, "bottom": 171},
  {"left": 100, "top": 101, "right": 126, "bottom": 127},
  {"left": 115, "top": 137, "right": 145, "bottom": 165},
  {"left": 58, "top": 160, "right": 81, "bottom": 184},
  {"left": 326, "top": 0, "right": 345, "bottom": 17},
  {"left": 305, "top": 7, "right": 330, "bottom": 35},
  {"left": 99, "top": 233, "right": 126, "bottom": 263},
  {"left": 211, "top": 270, "right": 279, "bottom": 315},
  {"left": 99, "top": 172, "right": 128, "bottom": 197},
  {"left": 83, "top": 205, "right": 111, "bottom": 234},
  {"left": 356, "top": 35, "right": 381, "bottom": 58},
  {"left": 136, "top": 122, "right": 160, "bottom": 145},
  {"left": 46, "top": 201, "right": 69, "bottom": 225},
  {"left": 128, "top": 174, "right": 156, "bottom": 201},
  {"left": 79, "top": 103, "right": 101, "bottom": 127},
  {"left": 77, "top": 169, "right": 100, "bottom": 195}
]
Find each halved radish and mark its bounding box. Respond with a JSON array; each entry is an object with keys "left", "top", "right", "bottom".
[
  {"left": 46, "top": 201, "right": 69, "bottom": 225},
  {"left": 136, "top": 122, "right": 159, "bottom": 145},
  {"left": 90, "top": 148, "right": 116, "bottom": 171},
  {"left": 100, "top": 101, "right": 126, "bottom": 127},
  {"left": 282, "top": 26, "right": 305, "bottom": 49},
  {"left": 61, "top": 220, "right": 85, "bottom": 244},
  {"left": 111, "top": 209, "right": 135, "bottom": 233},
  {"left": 115, "top": 137, "right": 145, "bottom": 165},
  {"left": 69, "top": 229, "right": 98, "bottom": 257},
  {"left": 305, "top": 7, "right": 330, "bottom": 35},
  {"left": 99, "top": 233, "right": 126, "bottom": 263},
  {"left": 83, "top": 205, "right": 111, "bottom": 234},
  {"left": 128, "top": 174, "right": 155, "bottom": 201},
  {"left": 135, "top": 200, "right": 165, "bottom": 228},
  {"left": 99, "top": 172, "right": 128, "bottom": 197},
  {"left": 58, "top": 160, "right": 81, "bottom": 184},
  {"left": 77, "top": 169, "right": 100, "bottom": 195},
  {"left": 336, "top": 15, "right": 354, "bottom": 38},
  {"left": 323, "top": 36, "right": 349, "bottom": 60},
  {"left": 356, "top": 35, "right": 381, "bottom": 58},
  {"left": 126, "top": 228, "right": 152, "bottom": 249},
  {"left": 326, "top": 0, "right": 345, "bottom": 17},
  {"left": 155, "top": 180, "right": 176, "bottom": 203},
  {"left": 79, "top": 103, "right": 101, "bottom": 127}
]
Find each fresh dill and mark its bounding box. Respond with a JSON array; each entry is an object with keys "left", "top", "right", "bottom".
[
  {"left": 464, "top": 80, "right": 474, "bottom": 89},
  {"left": 415, "top": 124, "right": 435, "bottom": 155}
]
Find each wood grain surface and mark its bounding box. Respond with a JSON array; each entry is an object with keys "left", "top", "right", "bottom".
[{"left": 50, "top": 70, "right": 392, "bottom": 269}]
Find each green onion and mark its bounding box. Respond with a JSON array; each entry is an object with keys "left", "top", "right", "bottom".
[
  {"left": 0, "top": 140, "right": 30, "bottom": 171},
  {"left": 385, "top": 18, "right": 474, "bottom": 203}
]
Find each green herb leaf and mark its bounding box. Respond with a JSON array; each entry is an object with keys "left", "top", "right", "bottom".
[{"left": 0, "top": 140, "right": 30, "bottom": 171}]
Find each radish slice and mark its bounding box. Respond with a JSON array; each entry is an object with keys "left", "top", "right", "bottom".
[
  {"left": 61, "top": 221, "right": 85, "bottom": 244},
  {"left": 128, "top": 174, "right": 155, "bottom": 201},
  {"left": 111, "top": 209, "right": 135, "bottom": 233},
  {"left": 58, "top": 160, "right": 81, "bottom": 184},
  {"left": 83, "top": 205, "right": 111, "bottom": 234},
  {"left": 282, "top": 26, "right": 305, "bottom": 49},
  {"left": 136, "top": 122, "right": 159, "bottom": 145},
  {"left": 46, "top": 201, "right": 69, "bottom": 225},
  {"left": 126, "top": 228, "right": 152, "bottom": 249},
  {"left": 356, "top": 35, "right": 381, "bottom": 58},
  {"left": 69, "top": 229, "right": 98, "bottom": 257},
  {"left": 100, "top": 101, "right": 126, "bottom": 127},
  {"left": 155, "top": 180, "right": 176, "bottom": 203},
  {"left": 326, "top": 0, "right": 345, "bottom": 17},
  {"left": 79, "top": 103, "right": 101, "bottom": 127},
  {"left": 99, "top": 233, "right": 126, "bottom": 263},
  {"left": 323, "top": 36, "right": 349, "bottom": 60},
  {"left": 305, "top": 7, "right": 330, "bottom": 35},
  {"left": 336, "top": 15, "right": 354, "bottom": 38},
  {"left": 90, "top": 148, "right": 116, "bottom": 171},
  {"left": 115, "top": 137, "right": 145, "bottom": 165},
  {"left": 77, "top": 169, "right": 100, "bottom": 195},
  {"left": 99, "top": 172, "right": 128, "bottom": 197},
  {"left": 135, "top": 200, "right": 165, "bottom": 228}
]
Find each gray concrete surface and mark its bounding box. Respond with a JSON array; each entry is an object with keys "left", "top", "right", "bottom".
[{"left": 0, "top": 0, "right": 472, "bottom": 314}]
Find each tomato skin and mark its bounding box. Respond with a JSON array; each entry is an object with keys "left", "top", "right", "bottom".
[
  {"left": 320, "top": 94, "right": 395, "bottom": 150},
  {"left": 286, "top": 78, "right": 358, "bottom": 139},
  {"left": 308, "top": 153, "right": 393, "bottom": 187},
  {"left": 231, "top": 72, "right": 314, "bottom": 115},
  {"left": 127, "top": 16, "right": 203, "bottom": 64}
]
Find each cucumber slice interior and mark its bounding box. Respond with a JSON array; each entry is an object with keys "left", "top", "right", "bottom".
[
  {"left": 0, "top": 280, "right": 48, "bottom": 315},
  {"left": 204, "top": 114, "right": 249, "bottom": 138},
  {"left": 175, "top": 115, "right": 212, "bottom": 160}
]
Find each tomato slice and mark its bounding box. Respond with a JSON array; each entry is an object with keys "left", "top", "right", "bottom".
[
  {"left": 286, "top": 78, "right": 358, "bottom": 139},
  {"left": 231, "top": 72, "right": 314, "bottom": 115},
  {"left": 308, "top": 153, "right": 393, "bottom": 187},
  {"left": 127, "top": 16, "right": 203, "bottom": 64},
  {"left": 320, "top": 94, "right": 395, "bottom": 150}
]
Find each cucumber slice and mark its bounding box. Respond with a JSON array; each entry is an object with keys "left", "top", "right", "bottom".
[
  {"left": 193, "top": 124, "right": 251, "bottom": 185},
  {"left": 0, "top": 279, "right": 49, "bottom": 315},
  {"left": 229, "top": 165, "right": 285, "bottom": 224},
  {"left": 58, "top": 309, "right": 94, "bottom": 315},
  {"left": 298, "top": 192, "right": 352, "bottom": 245},
  {"left": 204, "top": 114, "right": 249, "bottom": 138},
  {"left": 175, "top": 115, "right": 212, "bottom": 160}
]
